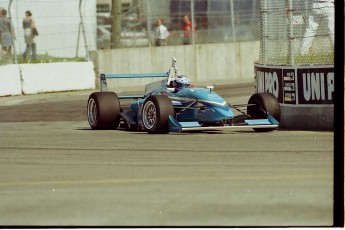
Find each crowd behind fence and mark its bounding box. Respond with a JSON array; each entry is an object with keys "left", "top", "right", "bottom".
[
  {"left": 102, "top": 0, "right": 261, "bottom": 47},
  {"left": 0, "top": 0, "right": 334, "bottom": 66},
  {"left": 0, "top": 0, "right": 96, "bottom": 66}
]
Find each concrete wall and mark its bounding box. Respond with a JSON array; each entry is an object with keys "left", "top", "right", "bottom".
[
  {"left": 280, "top": 105, "right": 334, "bottom": 130},
  {"left": 0, "top": 62, "right": 95, "bottom": 96},
  {"left": 1, "top": 42, "right": 259, "bottom": 97},
  {"left": 254, "top": 64, "right": 334, "bottom": 130},
  {"left": 0, "top": 65, "right": 22, "bottom": 96},
  {"left": 90, "top": 41, "right": 259, "bottom": 91}
]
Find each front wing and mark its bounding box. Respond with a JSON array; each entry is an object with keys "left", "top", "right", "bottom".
[{"left": 168, "top": 114, "right": 279, "bottom": 132}]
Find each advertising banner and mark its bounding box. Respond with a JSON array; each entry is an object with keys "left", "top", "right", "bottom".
[
  {"left": 297, "top": 67, "right": 334, "bottom": 105},
  {"left": 254, "top": 64, "right": 334, "bottom": 105},
  {"left": 255, "top": 66, "right": 284, "bottom": 103}
]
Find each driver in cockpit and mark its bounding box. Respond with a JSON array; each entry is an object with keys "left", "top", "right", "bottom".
[{"left": 171, "top": 75, "right": 191, "bottom": 92}]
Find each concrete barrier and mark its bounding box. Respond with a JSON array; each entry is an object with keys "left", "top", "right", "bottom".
[
  {"left": 0, "top": 64, "right": 22, "bottom": 96},
  {"left": 254, "top": 63, "right": 334, "bottom": 130},
  {"left": 90, "top": 41, "right": 259, "bottom": 92},
  {"left": 0, "top": 62, "right": 95, "bottom": 96},
  {"left": 21, "top": 62, "right": 95, "bottom": 94}
]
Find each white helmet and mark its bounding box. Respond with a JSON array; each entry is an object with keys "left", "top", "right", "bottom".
[{"left": 174, "top": 75, "right": 190, "bottom": 90}]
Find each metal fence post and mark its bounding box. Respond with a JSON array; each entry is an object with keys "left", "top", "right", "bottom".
[
  {"left": 288, "top": 0, "right": 295, "bottom": 65},
  {"left": 261, "top": 0, "right": 268, "bottom": 63},
  {"left": 146, "top": 0, "right": 152, "bottom": 46},
  {"left": 190, "top": 0, "right": 195, "bottom": 45},
  {"left": 230, "top": 0, "right": 236, "bottom": 42},
  {"left": 8, "top": 0, "right": 17, "bottom": 64},
  {"left": 78, "top": 0, "right": 89, "bottom": 60}
]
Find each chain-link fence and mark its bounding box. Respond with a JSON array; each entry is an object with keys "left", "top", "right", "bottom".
[
  {"left": 96, "top": 0, "right": 261, "bottom": 48},
  {"left": 0, "top": 0, "right": 260, "bottom": 66},
  {"left": 258, "top": 0, "right": 334, "bottom": 65},
  {"left": 0, "top": 0, "right": 96, "bottom": 66},
  {"left": 0, "top": 0, "right": 334, "bottom": 67}
]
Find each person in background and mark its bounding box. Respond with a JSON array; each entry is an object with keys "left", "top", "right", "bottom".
[
  {"left": 155, "top": 18, "right": 169, "bottom": 46},
  {"left": 0, "top": 8, "right": 13, "bottom": 60},
  {"left": 23, "top": 10, "right": 37, "bottom": 60},
  {"left": 299, "top": 0, "right": 334, "bottom": 55},
  {"left": 0, "top": 7, "right": 4, "bottom": 60},
  {"left": 182, "top": 15, "right": 193, "bottom": 45}
]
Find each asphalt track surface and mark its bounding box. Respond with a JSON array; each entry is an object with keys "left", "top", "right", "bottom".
[{"left": 0, "top": 83, "right": 334, "bottom": 226}]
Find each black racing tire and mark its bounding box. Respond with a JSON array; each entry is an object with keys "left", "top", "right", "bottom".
[
  {"left": 247, "top": 92, "right": 280, "bottom": 132},
  {"left": 87, "top": 92, "right": 120, "bottom": 130},
  {"left": 142, "top": 95, "right": 174, "bottom": 134}
]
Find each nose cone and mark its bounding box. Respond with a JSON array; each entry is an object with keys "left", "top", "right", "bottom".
[
  {"left": 200, "top": 104, "right": 233, "bottom": 121},
  {"left": 180, "top": 88, "right": 226, "bottom": 106},
  {"left": 213, "top": 106, "right": 233, "bottom": 117},
  {"left": 178, "top": 88, "right": 234, "bottom": 121}
]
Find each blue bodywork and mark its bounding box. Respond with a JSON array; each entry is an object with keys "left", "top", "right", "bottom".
[
  {"left": 125, "top": 83, "right": 234, "bottom": 128},
  {"left": 173, "top": 88, "right": 234, "bottom": 122}
]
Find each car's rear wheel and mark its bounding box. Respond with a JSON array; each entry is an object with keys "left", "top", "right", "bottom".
[
  {"left": 142, "top": 95, "right": 174, "bottom": 134},
  {"left": 247, "top": 92, "right": 280, "bottom": 132},
  {"left": 87, "top": 92, "right": 120, "bottom": 130}
]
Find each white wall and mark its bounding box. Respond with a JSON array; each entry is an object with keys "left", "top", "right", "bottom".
[
  {"left": 92, "top": 41, "right": 260, "bottom": 91},
  {"left": 0, "top": 42, "right": 259, "bottom": 96},
  {"left": 0, "top": 0, "right": 96, "bottom": 58},
  {"left": 0, "top": 62, "right": 95, "bottom": 96},
  {"left": 21, "top": 62, "right": 95, "bottom": 94},
  {"left": 0, "top": 64, "right": 22, "bottom": 96}
]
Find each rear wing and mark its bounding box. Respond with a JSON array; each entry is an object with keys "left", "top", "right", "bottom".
[
  {"left": 100, "top": 73, "right": 168, "bottom": 99},
  {"left": 100, "top": 57, "right": 179, "bottom": 99}
]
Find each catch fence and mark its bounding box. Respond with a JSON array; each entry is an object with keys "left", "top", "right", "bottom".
[
  {"left": 117, "top": 0, "right": 261, "bottom": 47},
  {"left": 258, "top": 0, "right": 334, "bottom": 65},
  {"left": 0, "top": 0, "right": 334, "bottom": 66},
  {"left": 0, "top": 0, "right": 95, "bottom": 65}
]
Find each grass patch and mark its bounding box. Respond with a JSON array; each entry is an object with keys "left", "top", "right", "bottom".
[
  {"left": 264, "top": 53, "right": 334, "bottom": 66},
  {"left": 0, "top": 54, "right": 87, "bottom": 65},
  {"left": 293, "top": 53, "right": 334, "bottom": 65}
]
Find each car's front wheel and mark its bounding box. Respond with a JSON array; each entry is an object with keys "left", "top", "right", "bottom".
[
  {"left": 247, "top": 92, "right": 280, "bottom": 132},
  {"left": 142, "top": 95, "right": 174, "bottom": 134}
]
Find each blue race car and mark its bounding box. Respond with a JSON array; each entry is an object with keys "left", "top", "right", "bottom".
[{"left": 87, "top": 58, "right": 280, "bottom": 134}]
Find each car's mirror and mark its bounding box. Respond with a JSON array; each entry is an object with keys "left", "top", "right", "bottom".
[
  {"left": 206, "top": 86, "right": 214, "bottom": 92},
  {"left": 167, "top": 88, "right": 175, "bottom": 93}
]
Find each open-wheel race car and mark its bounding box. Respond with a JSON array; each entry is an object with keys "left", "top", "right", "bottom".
[{"left": 87, "top": 58, "right": 281, "bottom": 134}]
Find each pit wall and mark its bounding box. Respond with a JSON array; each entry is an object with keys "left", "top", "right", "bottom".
[
  {"left": 0, "top": 42, "right": 259, "bottom": 96},
  {"left": 0, "top": 62, "right": 95, "bottom": 96},
  {"left": 90, "top": 41, "right": 260, "bottom": 91},
  {"left": 254, "top": 64, "right": 334, "bottom": 130}
]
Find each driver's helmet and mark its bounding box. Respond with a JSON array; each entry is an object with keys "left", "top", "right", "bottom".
[{"left": 173, "top": 75, "right": 190, "bottom": 90}]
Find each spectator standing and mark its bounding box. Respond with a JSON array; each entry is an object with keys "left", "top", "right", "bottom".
[
  {"left": 155, "top": 18, "right": 169, "bottom": 46},
  {"left": 182, "top": 15, "right": 193, "bottom": 45},
  {"left": 0, "top": 8, "right": 13, "bottom": 60},
  {"left": 299, "top": 0, "right": 334, "bottom": 55},
  {"left": 0, "top": 7, "right": 3, "bottom": 59},
  {"left": 23, "top": 10, "right": 37, "bottom": 60}
]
